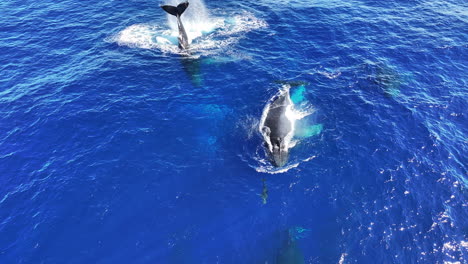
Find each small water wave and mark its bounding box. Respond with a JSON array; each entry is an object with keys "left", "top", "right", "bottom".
[
  {"left": 109, "top": 10, "right": 267, "bottom": 55},
  {"left": 253, "top": 155, "right": 318, "bottom": 174},
  {"left": 317, "top": 70, "right": 342, "bottom": 79}
]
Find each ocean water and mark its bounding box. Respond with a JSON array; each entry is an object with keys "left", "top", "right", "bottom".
[{"left": 0, "top": 0, "right": 467, "bottom": 263}]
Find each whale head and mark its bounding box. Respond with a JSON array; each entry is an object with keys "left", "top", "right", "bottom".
[{"left": 270, "top": 137, "right": 289, "bottom": 167}]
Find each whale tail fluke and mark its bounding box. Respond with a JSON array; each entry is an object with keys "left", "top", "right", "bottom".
[{"left": 161, "top": 2, "right": 189, "bottom": 17}]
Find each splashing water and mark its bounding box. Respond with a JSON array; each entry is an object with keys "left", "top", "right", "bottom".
[
  {"left": 165, "top": 0, "right": 214, "bottom": 41},
  {"left": 110, "top": 1, "right": 267, "bottom": 55}
]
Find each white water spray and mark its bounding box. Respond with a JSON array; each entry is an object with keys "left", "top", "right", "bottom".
[
  {"left": 164, "top": 0, "right": 215, "bottom": 43},
  {"left": 111, "top": 1, "right": 267, "bottom": 54}
]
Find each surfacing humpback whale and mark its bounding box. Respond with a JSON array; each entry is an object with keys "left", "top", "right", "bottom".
[
  {"left": 260, "top": 88, "right": 294, "bottom": 167},
  {"left": 161, "top": 1, "right": 190, "bottom": 50}
]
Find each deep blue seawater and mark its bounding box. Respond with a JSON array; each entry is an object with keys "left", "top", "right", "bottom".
[{"left": 1, "top": 0, "right": 467, "bottom": 263}]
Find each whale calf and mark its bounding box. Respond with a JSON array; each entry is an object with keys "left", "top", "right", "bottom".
[
  {"left": 260, "top": 88, "right": 295, "bottom": 167},
  {"left": 161, "top": 1, "right": 190, "bottom": 50}
]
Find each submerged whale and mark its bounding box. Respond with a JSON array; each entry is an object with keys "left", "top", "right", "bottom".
[
  {"left": 276, "top": 228, "right": 308, "bottom": 264},
  {"left": 161, "top": 1, "right": 190, "bottom": 50},
  {"left": 260, "top": 88, "right": 295, "bottom": 167}
]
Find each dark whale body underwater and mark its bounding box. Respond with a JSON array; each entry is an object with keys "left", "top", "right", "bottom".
[{"left": 161, "top": 1, "right": 190, "bottom": 50}]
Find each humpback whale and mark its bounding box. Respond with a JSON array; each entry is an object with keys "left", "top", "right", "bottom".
[
  {"left": 260, "top": 88, "right": 295, "bottom": 167},
  {"left": 161, "top": 1, "right": 190, "bottom": 50},
  {"left": 276, "top": 228, "right": 308, "bottom": 264}
]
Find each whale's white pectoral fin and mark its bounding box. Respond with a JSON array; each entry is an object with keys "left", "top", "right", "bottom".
[{"left": 295, "top": 124, "right": 323, "bottom": 138}]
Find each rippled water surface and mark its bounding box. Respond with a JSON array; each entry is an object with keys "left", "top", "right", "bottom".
[{"left": 1, "top": 0, "right": 467, "bottom": 263}]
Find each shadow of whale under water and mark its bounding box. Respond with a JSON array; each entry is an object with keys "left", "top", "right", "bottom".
[
  {"left": 180, "top": 55, "right": 204, "bottom": 87},
  {"left": 276, "top": 227, "right": 310, "bottom": 264},
  {"left": 359, "top": 60, "right": 409, "bottom": 97},
  {"left": 179, "top": 55, "right": 242, "bottom": 87}
]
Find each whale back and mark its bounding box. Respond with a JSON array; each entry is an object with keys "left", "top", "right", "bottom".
[{"left": 264, "top": 91, "right": 293, "bottom": 139}]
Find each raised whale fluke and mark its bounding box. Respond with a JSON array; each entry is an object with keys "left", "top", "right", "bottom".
[
  {"left": 161, "top": 1, "right": 190, "bottom": 50},
  {"left": 161, "top": 2, "right": 189, "bottom": 17}
]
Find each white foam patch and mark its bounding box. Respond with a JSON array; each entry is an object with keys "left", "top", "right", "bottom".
[
  {"left": 253, "top": 155, "right": 318, "bottom": 174},
  {"left": 339, "top": 253, "right": 347, "bottom": 264},
  {"left": 317, "top": 70, "right": 342, "bottom": 79},
  {"left": 110, "top": 11, "right": 267, "bottom": 56},
  {"left": 255, "top": 161, "right": 301, "bottom": 174},
  {"left": 113, "top": 24, "right": 176, "bottom": 50}
]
